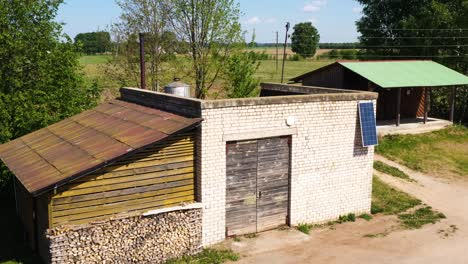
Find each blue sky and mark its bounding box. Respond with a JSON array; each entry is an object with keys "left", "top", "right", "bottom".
[{"left": 57, "top": 0, "right": 363, "bottom": 43}]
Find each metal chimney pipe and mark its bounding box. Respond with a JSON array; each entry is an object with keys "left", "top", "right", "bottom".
[{"left": 139, "top": 33, "right": 146, "bottom": 90}]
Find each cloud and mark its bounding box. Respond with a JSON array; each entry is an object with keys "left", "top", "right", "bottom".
[
  {"left": 246, "top": 16, "right": 262, "bottom": 25},
  {"left": 264, "top": 17, "right": 277, "bottom": 24},
  {"left": 352, "top": 6, "right": 362, "bottom": 13},
  {"left": 303, "top": 0, "right": 327, "bottom": 12},
  {"left": 245, "top": 16, "right": 277, "bottom": 25}
]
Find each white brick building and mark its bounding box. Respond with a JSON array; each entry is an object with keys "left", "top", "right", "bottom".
[{"left": 120, "top": 83, "right": 378, "bottom": 246}]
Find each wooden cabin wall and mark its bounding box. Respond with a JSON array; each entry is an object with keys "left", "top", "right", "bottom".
[
  {"left": 302, "top": 65, "right": 344, "bottom": 88},
  {"left": 343, "top": 68, "right": 370, "bottom": 91},
  {"left": 49, "top": 132, "right": 196, "bottom": 227},
  {"left": 377, "top": 88, "right": 425, "bottom": 120},
  {"left": 14, "top": 179, "right": 36, "bottom": 249},
  {"left": 36, "top": 194, "right": 51, "bottom": 262}
]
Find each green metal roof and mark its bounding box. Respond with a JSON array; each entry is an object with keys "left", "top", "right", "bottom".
[{"left": 339, "top": 61, "right": 468, "bottom": 88}]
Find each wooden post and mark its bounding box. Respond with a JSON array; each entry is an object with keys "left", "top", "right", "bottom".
[
  {"left": 423, "top": 87, "right": 429, "bottom": 124},
  {"left": 449, "top": 87, "right": 456, "bottom": 122},
  {"left": 139, "top": 33, "right": 146, "bottom": 90},
  {"left": 281, "top": 22, "right": 290, "bottom": 83},
  {"left": 396, "top": 88, "right": 402, "bottom": 126}
]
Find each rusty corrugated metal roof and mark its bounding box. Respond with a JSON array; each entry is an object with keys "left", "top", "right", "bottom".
[{"left": 0, "top": 99, "right": 202, "bottom": 196}]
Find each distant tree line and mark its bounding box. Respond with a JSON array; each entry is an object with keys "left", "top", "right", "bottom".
[
  {"left": 252, "top": 42, "right": 360, "bottom": 49},
  {"left": 74, "top": 31, "right": 112, "bottom": 54}
]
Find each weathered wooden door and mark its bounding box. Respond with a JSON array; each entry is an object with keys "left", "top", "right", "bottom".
[{"left": 226, "top": 137, "right": 290, "bottom": 236}]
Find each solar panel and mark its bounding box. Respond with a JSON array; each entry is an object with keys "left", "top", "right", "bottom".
[{"left": 358, "top": 102, "right": 378, "bottom": 147}]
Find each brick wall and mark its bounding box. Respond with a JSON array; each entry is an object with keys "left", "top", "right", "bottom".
[{"left": 198, "top": 99, "right": 375, "bottom": 246}]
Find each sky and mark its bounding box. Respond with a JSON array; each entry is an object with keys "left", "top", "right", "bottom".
[{"left": 56, "top": 0, "right": 363, "bottom": 43}]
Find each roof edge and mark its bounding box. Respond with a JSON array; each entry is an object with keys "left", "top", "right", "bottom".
[{"left": 30, "top": 121, "right": 202, "bottom": 197}]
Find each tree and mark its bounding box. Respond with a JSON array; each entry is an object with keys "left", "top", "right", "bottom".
[
  {"left": 291, "top": 22, "right": 320, "bottom": 58},
  {"left": 356, "top": 0, "right": 468, "bottom": 124},
  {"left": 74, "top": 31, "right": 111, "bottom": 54},
  {"left": 111, "top": 0, "right": 173, "bottom": 91},
  {"left": 171, "top": 0, "right": 243, "bottom": 99},
  {"left": 0, "top": 0, "right": 101, "bottom": 190},
  {"left": 223, "top": 50, "right": 261, "bottom": 98}
]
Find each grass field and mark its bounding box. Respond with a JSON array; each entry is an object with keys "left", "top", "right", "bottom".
[
  {"left": 371, "top": 176, "right": 421, "bottom": 215},
  {"left": 79, "top": 54, "right": 111, "bottom": 65},
  {"left": 376, "top": 126, "right": 468, "bottom": 179},
  {"left": 254, "top": 59, "right": 332, "bottom": 83},
  {"left": 79, "top": 55, "right": 333, "bottom": 95}
]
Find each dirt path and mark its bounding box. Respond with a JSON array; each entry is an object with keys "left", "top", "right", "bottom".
[{"left": 225, "top": 155, "right": 468, "bottom": 264}]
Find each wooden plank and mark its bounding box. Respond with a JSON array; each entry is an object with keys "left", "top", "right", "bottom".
[
  {"left": 54, "top": 172, "right": 193, "bottom": 198},
  {"left": 225, "top": 141, "right": 258, "bottom": 236},
  {"left": 72, "top": 160, "right": 193, "bottom": 183},
  {"left": 53, "top": 178, "right": 193, "bottom": 205},
  {"left": 52, "top": 184, "right": 194, "bottom": 211},
  {"left": 53, "top": 190, "right": 194, "bottom": 217},
  {"left": 53, "top": 195, "right": 194, "bottom": 226},
  {"left": 102, "top": 155, "right": 193, "bottom": 172},
  {"left": 64, "top": 167, "right": 193, "bottom": 190},
  {"left": 256, "top": 137, "right": 289, "bottom": 232},
  {"left": 53, "top": 195, "right": 193, "bottom": 224}
]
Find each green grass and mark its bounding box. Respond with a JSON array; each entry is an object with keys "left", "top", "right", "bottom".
[
  {"left": 398, "top": 206, "right": 446, "bottom": 229},
  {"left": 371, "top": 176, "right": 421, "bottom": 215},
  {"left": 166, "top": 248, "right": 239, "bottom": 264},
  {"left": 373, "top": 161, "right": 413, "bottom": 181},
  {"left": 79, "top": 55, "right": 111, "bottom": 65},
  {"left": 338, "top": 213, "right": 356, "bottom": 223},
  {"left": 376, "top": 126, "right": 468, "bottom": 178},
  {"left": 79, "top": 54, "right": 334, "bottom": 101},
  {"left": 296, "top": 223, "right": 313, "bottom": 234},
  {"left": 359, "top": 213, "right": 373, "bottom": 221},
  {"left": 363, "top": 232, "right": 388, "bottom": 238},
  {"left": 254, "top": 59, "right": 333, "bottom": 83}
]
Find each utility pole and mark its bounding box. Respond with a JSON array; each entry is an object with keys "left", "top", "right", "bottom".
[
  {"left": 276, "top": 31, "right": 279, "bottom": 73},
  {"left": 139, "top": 33, "right": 146, "bottom": 90},
  {"left": 281, "top": 22, "right": 290, "bottom": 83}
]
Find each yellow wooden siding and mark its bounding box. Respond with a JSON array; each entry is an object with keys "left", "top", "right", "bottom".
[{"left": 49, "top": 132, "right": 195, "bottom": 227}]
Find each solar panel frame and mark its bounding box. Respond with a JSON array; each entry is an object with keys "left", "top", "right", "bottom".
[{"left": 358, "top": 102, "right": 378, "bottom": 147}]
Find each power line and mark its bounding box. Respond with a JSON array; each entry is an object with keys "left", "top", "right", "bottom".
[
  {"left": 361, "top": 36, "right": 468, "bottom": 39},
  {"left": 359, "top": 28, "right": 468, "bottom": 31},
  {"left": 320, "top": 55, "right": 468, "bottom": 58},
  {"left": 321, "top": 45, "right": 468, "bottom": 48}
]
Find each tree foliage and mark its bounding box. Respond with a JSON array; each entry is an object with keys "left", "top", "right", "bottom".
[
  {"left": 0, "top": 0, "right": 101, "bottom": 190},
  {"left": 75, "top": 31, "right": 112, "bottom": 54},
  {"left": 223, "top": 51, "right": 260, "bottom": 98},
  {"left": 356, "top": 0, "right": 468, "bottom": 124},
  {"left": 110, "top": 0, "right": 175, "bottom": 91},
  {"left": 171, "top": 0, "right": 243, "bottom": 98},
  {"left": 291, "top": 22, "right": 320, "bottom": 58}
]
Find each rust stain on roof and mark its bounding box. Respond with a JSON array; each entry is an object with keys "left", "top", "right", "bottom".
[{"left": 0, "top": 99, "right": 201, "bottom": 196}]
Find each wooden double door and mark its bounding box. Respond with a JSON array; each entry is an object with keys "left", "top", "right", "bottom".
[{"left": 225, "top": 136, "right": 290, "bottom": 236}]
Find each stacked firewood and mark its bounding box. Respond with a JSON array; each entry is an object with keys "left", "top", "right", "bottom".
[{"left": 47, "top": 209, "right": 202, "bottom": 264}]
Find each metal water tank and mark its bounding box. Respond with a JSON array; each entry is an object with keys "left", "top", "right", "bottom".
[{"left": 164, "top": 78, "right": 191, "bottom": 97}]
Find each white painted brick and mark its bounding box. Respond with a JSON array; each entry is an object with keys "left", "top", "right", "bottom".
[{"left": 198, "top": 100, "right": 375, "bottom": 246}]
